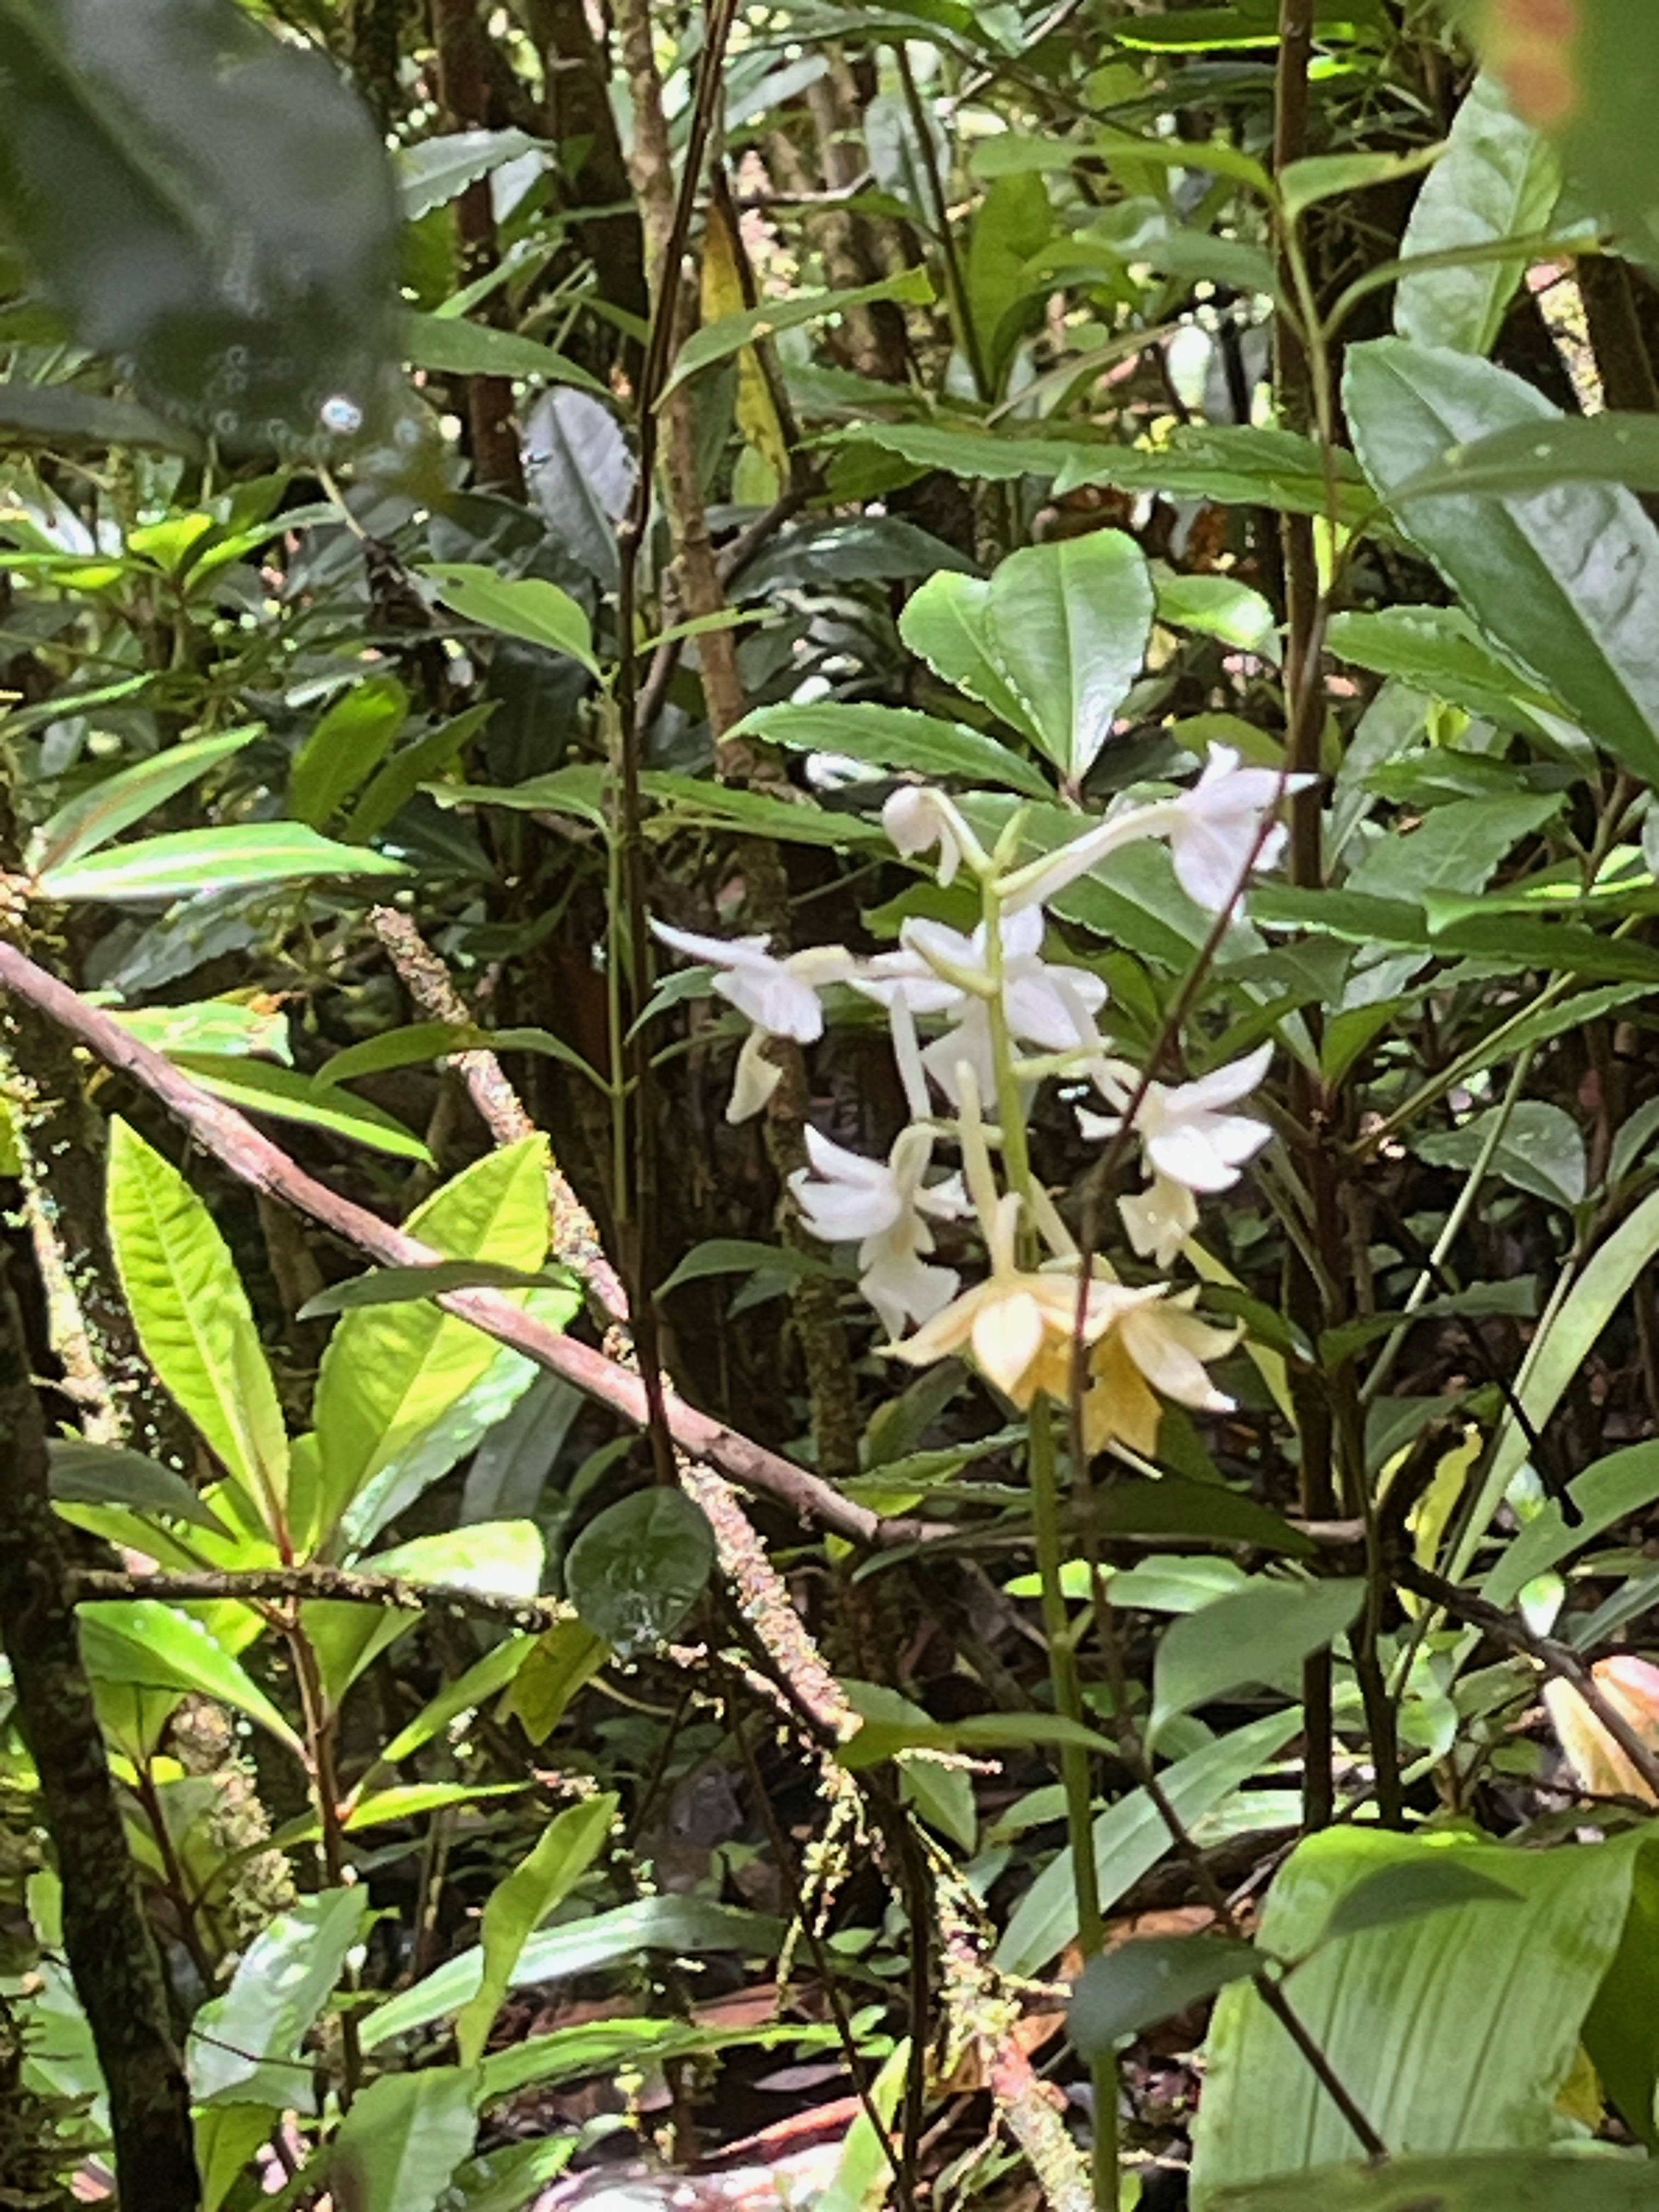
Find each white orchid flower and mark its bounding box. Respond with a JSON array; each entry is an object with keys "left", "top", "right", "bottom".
[
  {"left": 652, "top": 921, "right": 854, "bottom": 1122},
  {"left": 883, "top": 785, "right": 991, "bottom": 888},
  {"left": 1119, "top": 1175, "right": 1199, "bottom": 1270},
  {"left": 1080, "top": 1042, "right": 1273, "bottom": 1195},
  {"left": 789, "top": 1124, "right": 969, "bottom": 1338},
  {"left": 857, "top": 907, "right": 1107, "bottom": 1107},
  {"left": 1166, "top": 745, "right": 1315, "bottom": 913}
]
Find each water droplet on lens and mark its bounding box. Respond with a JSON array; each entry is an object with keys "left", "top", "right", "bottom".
[
  {"left": 213, "top": 410, "right": 240, "bottom": 436},
  {"left": 319, "top": 393, "right": 364, "bottom": 435}
]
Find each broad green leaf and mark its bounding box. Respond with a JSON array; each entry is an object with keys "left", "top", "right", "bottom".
[
  {"left": 422, "top": 564, "right": 599, "bottom": 676},
  {"left": 367, "top": 1520, "right": 547, "bottom": 1600},
  {"left": 654, "top": 1238, "right": 831, "bottom": 1297},
  {"left": 983, "top": 531, "right": 1154, "bottom": 780},
  {"left": 344, "top": 701, "right": 494, "bottom": 844},
  {"left": 327, "top": 2066, "right": 479, "bottom": 2212},
  {"left": 362, "top": 1898, "right": 782, "bottom": 2050},
  {"left": 662, "top": 269, "right": 933, "bottom": 393},
  {"left": 1455, "top": 1190, "right": 1659, "bottom": 1578},
  {"left": 1149, "top": 1577, "right": 1364, "bottom": 1751},
  {"left": 966, "top": 170, "right": 1053, "bottom": 388},
  {"left": 838, "top": 1701, "right": 1114, "bottom": 1770},
  {"left": 455, "top": 1794, "right": 618, "bottom": 2066},
  {"left": 1584, "top": 1833, "right": 1659, "bottom": 2147},
  {"left": 289, "top": 675, "right": 409, "bottom": 828},
  {"left": 1396, "top": 412, "right": 1659, "bottom": 501},
  {"left": 401, "top": 308, "right": 606, "bottom": 396},
  {"left": 1190, "top": 1829, "right": 1643, "bottom": 2205},
  {"left": 440, "top": 2140, "right": 578, "bottom": 2212},
  {"left": 317, "top": 1022, "right": 498, "bottom": 1086},
  {"left": 1071, "top": 1934, "right": 1260, "bottom": 2056},
  {"left": 1280, "top": 145, "right": 1446, "bottom": 227},
  {"left": 1154, "top": 568, "right": 1279, "bottom": 659},
  {"left": 106, "top": 1120, "right": 289, "bottom": 1535},
  {"left": 1325, "top": 605, "right": 1572, "bottom": 734},
  {"left": 1345, "top": 792, "right": 1563, "bottom": 906},
  {"left": 1414, "top": 1099, "right": 1586, "bottom": 1210},
  {"left": 0, "top": 0, "right": 398, "bottom": 447},
  {"left": 730, "top": 701, "right": 1052, "bottom": 799},
  {"left": 171, "top": 1056, "right": 433, "bottom": 1165},
  {"left": 1395, "top": 75, "right": 1560, "bottom": 358},
  {"left": 1051, "top": 424, "right": 1375, "bottom": 521},
  {"left": 27, "top": 727, "right": 261, "bottom": 876},
  {"left": 36, "top": 823, "right": 407, "bottom": 903},
  {"left": 997, "top": 1709, "right": 1300, "bottom": 1974},
  {"left": 843, "top": 417, "right": 1100, "bottom": 486},
  {"left": 1204, "top": 2152, "right": 1659, "bottom": 2212},
  {"left": 1317, "top": 1857, "right": 1522, "bottom": 1943},
  {"left": 189, "top": 1888, "right": 371, "bottom": 2109},
  {"left": 1345, "top": 340, "right": 1659, "bottom": 788},
  {"left": 79, "top": 1601, "right": 302, "bottom": 1754},
  {"left": 112, "top": 997, "right": 291, "bottom": 1062},
  {"left": 196, "top": 2107, "right": 274, "bottom": 2212},
  {"left": 476, "top": 2015, "right": 841, "bottom": 2103},
  {"left": 900, "top": 570, "right": 1044, "bottom": 739},
  {"left": 397, "top": 128, "right": 545, "bottom": 221},
  {"left": 563, "top": 1489, "right": 715, "bottom": 1655},
  {"left": 47, "top": 1440, "right": 228, "bottom": 1534},
  {"left": 500, "top": 1618, "right": 610, "bottom": 1743},
  {"left": 311, "top": 1136, "right": 551, "bottom": 1550}
]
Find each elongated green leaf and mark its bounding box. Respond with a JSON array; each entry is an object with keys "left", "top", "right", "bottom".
[
  {"left": 1345, "top": 340, "right": 1659, "bottom": 787},
  {"left": 106, "top": 1120, "right": 289, "bottom": 1534},
  {"left": 112, "top": 997, "right": 290, "bottom": 1062},
  {"left": 1455, "top": 1189, "right": 1659, "bottom": 1579},
  {"left": 1281, "top": 145, "right": 1446, "bottom": 227},
  {"left": 1398, "top": 412, "right": 1659, "bottom": 502},
  {"left": 564, "top": 1489, "right": 715, "bottom": 1655},
  {"left": 365, "top": 1521, "right": 546, "bottom": 1600},
  {"left": 317, "top": 1022, "right": 496, "bottom": 1086},
  {"left": 839, "top": 1706, "right": 1115, "bottom": 1770},
  {"left": 374, "top": 1634, "right": 536, "bottom": 1770},
  {"left": 1484, "top": 1439, "right": 1659, "bottom": 1609},
  {"left": 1325, "top": 606, "right": 1571, "bottom": 733},
  {"left": 345, "top": 702, "right": 494, "bottom": 844},
  {"left": 28, "top": 727, "right": 261, "bottom": 877},
  {"left": 731, "top": 701, "right": 1051, "bottom": 798},
  {"left": 328, "top": 2066, "right": 479, "bottom": 2212},
  {"left": 439, "top": 2140, "right": 578, "bottom": 2212},
  {"left": 79, "top": 1601, "right": 302, "bottom": 1754},
  {"left": 1190, "top": 1829, "right": 1642, "bottom": 2205},
  {"left": 1204, "top": 2152, "right": 1659, "bottom": 2212},
  {"left": 190, "top": 1888, "right": 371, "bottom": 2109},
  {"left": 401, "top": 308, "right": 606, "bottom": 396},
  {"left": 0, "top": 380, "right": 190, "bottom": 450},
  {"left": 48, "top": 1440, "right": 228, "bottom": 1534},
  {"left": 36, "top": 823, "right": 407, "bottom": 903},
  {"left": 311, "top": 1137, "right": 551, "bottom": 1549},
  {"left": 456, "top": 1794, "right": 618, "bottom": 2066},
  {"left": 500, "top": 1618, "right": 609, "bottom": 1743},
  {"left": 0, "top": 0, "right": 398, "bottom": 447},
  {"left": 422, "top": 563, "right": 598, "bottom": 675},
  {"left": 363, "top": 1898, "right": 782, "bottom": 2050},
  {"left": 1395, "top": 75, "right": 1560, "bottom": 358},
  {"left": 171, "top": 1057, "right": 432, "bottom": 1165},
  {"left": 300, "top": 1261, "right": 567, "bottom": 1318},
  {"left": 982, "top": 531, "right": 1154, "bottom": 781},
  {"left": 664, "top": 269, "right": 933, "bottom": 393},
  {"left": 1052, "top": 424, "right": 1375, "bottom": 520},
  {"left": 397, "top": 129, "right": 544, "bottom": 221},
  {"left": 476, "top": 2015, "right": 840, "bottom": 2103},
  {"left": 1150, "top": 1577, "right": 1364, "bottom": 1751},
  {"left": 654, "top": 1238, "right": 830, "bottom": 1297},
  {"left": 1584, "top": 1833, "right": 1659, "bottom": 2147},
  {"left": 644, "top": 770, "right": 885, "bottom": 849},
  {"left": 997, "top": 1709, "right": 1299, "bottom": 1974},
  {"left": 289, "top": 675, "right": 409, "bottom": 828},
  {"left": 1071, "top": 1934, "right": 1260, "bottom": 2056},
  {"left": 1317, "top": 1857, "right": 1522, "bottom": 1943}
]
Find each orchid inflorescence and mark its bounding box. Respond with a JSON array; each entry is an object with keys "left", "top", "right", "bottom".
[{"left": 654, "top": 745, "right": 1310, "bottom": 1458}]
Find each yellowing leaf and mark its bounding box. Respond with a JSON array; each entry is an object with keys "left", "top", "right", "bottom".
[{"left": 699, "top": 200, "right": 789, "bottom": 490}]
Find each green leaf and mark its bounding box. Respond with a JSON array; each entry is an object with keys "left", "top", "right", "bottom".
[
  {"left": 654, "top": 1238, "right": 831, "bottom": 1297},
  {"left": 79, "top": 1601, "right": 302, "bottom": 1754},
  {"left": 439, "top": 2140, "right": 578, "bottom": 2212},
  {"left": 317, "top": 1022, "right": 495, "bottom": 1086},
  {"left": 171, "top": 1057, "right": 433, "bottom": 1166},
  {"left": 299, "top": 1261, "right": 569, "bottom": 1318},
  {"left": 1395, "top": 75, "right": 1560, "bottom": 358},
  {"left": 966, "top": 170, "right": 1054, "bottom": 387},
  {"left": 28, "top": 727, "right": 262, "bottom": 877},
  {"left": 1325, "top": 605, "right": 1572, "bottom": 734},
  {"left": 0, "top": 380, "right": 191, "bottom": 451},
  {"left": 106, "top": 1120, "right": 289, "bottom": 1536},
  {"left": 1203, "top": 2152, "right": 1659, "bottom": 2212},
  {"left": 730, "top": 701, "right": 1052, "bottom": 799},
  {"left": 1584, "top": 1833, "right": 1659, "bottom": 2147},
  {"left": 996, "top": 1709, "right": 1300, "bottom": 1974},
  {"left": 1070, "top": 1934, "right": 1260, "bottom": 2056},
  {"left": 563, "top": 1489, "right": 715, "bottom": 1655},
  {"left": 500, "top": 1618, "right": 610, "bottom": 1743},
  {"left": 1414, "top": 1099, "right": 1586, "bottom": 1210},
  {"left": 400, "top": 308, "right": 606, "bottom": 396},
  {"left": 422, "top": 563, "right": 599, "bottom": 675},
  {"left": 1190, "top": 1829, "right": 1643, "bottom": 2205},
  {"left": 311, "top": 1137, "right": 551, "bottom": 1550},
  {"left": 983, "top": 531, "right": 1154, "bottom": 781},
  {"left": 48, "top": 1440, "right": 228, "bottom": 1534},
  {"left": 289, "top": 676, "right": 409, "bottom": 828},
  {"left": 1317, "top": 1857, "right": 1523, "bottom": 1943},
  {"left": 476, "top": 2015, "right": 841, "bottom": 2104},
  {"left": 455, "top": 1795, "right": 618, "bottom": 2067},
  {"left": 189, "top": 1889, "right": 371, "bottom": 2109},
  {"left": 662, "top": 269, "right": 933, "bottom": 393},
  {"left": 1456, "top": 1189, "right": 1659, "bottom": 1578},
  {"left": 1280, "top": 145, "right": 1446, "bottom": 228},
  {"left": 366, "top": 1520, "right": 547, "bottom": 1601},
  {"left": 375, "top": 1634, "right": 537, "bottom": 1769},
  {"left": 1345, "top": 340, "right": 1659, "bottom": 788},
  {"left": 0, "top": 0, "right": 398, "bottom": 448},
  {"left": 1397, "top": 411, "right": 1659, "bottom": 501},
  {"left": 35, "top": 823, "right": 407, "bottom": 903},
  {"left": 1154, "top": 568, "right": 1280, "bottom": 659},
  {"left": 1051, "top": 424, "right": 1375, "bottom": 522},
  {"left": 1149, "top": 1577, "right": 1364, "bottom": 1751},
  {"left": 112, "top": 997, "right": 291, "bottom": 1062},
  {"left": 1483, "top": 1440, "right": 1659, "bottom": 1608},
  {"left": 397, "top": 129, "right": 545, "bottom": 221},
  {"left": 642, "top": 770, "right": 886, "bottom": 850},
  {"left": 327, "top": 2066, "right": 479, "bottom": 2212},
  {"left": 362, "top": 1898, "right": 781, "bottom": 2050},
  {"left": 900, "top": 571, "right": 1045, "bottom": 740},
  {"left": 344, "top": 702, "right": 494, "bottom": 844}
]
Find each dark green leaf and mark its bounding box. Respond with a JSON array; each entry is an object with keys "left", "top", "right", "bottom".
[
  {"left": 732, "top": 701, "right": 1052, "bottom": 798},
  {"left": 654, "top": 1238, "right": 831, "bottom": 1297},
  {"left": 1070, "top": 1934, "right": 1259, "bottom": 2056},
  {"left": 663, "top": 269, "right": 933, "bottom": 392},
  {"left": 1149, "top": 1577, "right": 1364, "bottom": 1749},
  {"left": 48, "top": 1441, "right": 228, "bottom": 1534},
  {"left": 1318, "top": 1857, "right": 1523, "bottom": 1943},
  {"left": 298, "top": 1260, "right": 571, "bottom": 1318},
  {"left": 564, "top": 1488, "right": 715, "bottom": 1654},
  {"left": 1204, "top": 2151, "right": 1659, "bottom": 2212}
]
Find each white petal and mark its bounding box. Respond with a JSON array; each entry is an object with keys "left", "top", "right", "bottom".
[
  {"left": 727, "top": 1029, "right": 782, "bottom": 1122},
  {"left": 972, "top": 1287, "right": 1047, "bottom": 1396},
  {"left": 861, "top": 1246, "right": 960, "bottom": 1339},
  {"left": 1143, "top": 1120, "right": 1238, "bottom": 1193},
  {"left": 1181, "top": 1042, "right": 1274, "bottom": 1111},
  {"left": 1120, "top": 1181, "right": 1197, "bottom": 1268}
]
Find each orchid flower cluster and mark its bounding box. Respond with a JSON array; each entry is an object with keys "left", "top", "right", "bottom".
[{"left": 654, "top": 746, "right": 1310, "bottom": 1458}]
